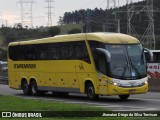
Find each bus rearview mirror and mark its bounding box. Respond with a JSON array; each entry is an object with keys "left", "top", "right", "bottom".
[
  {"left": 144, "top": 48, "right": 153, "bottom": 62},
  {"left": 96, "top": 48, "right": 111, "bottom": 63}
]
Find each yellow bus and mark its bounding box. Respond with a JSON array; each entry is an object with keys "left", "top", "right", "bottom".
[{"left": 8, "top": 32, "right": 152, "bottom": 100}]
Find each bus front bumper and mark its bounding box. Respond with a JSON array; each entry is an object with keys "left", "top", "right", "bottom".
[
  {"left": 107, "top": 77, "right": 148, "bottom": 95},
  {"left": 108, "top": 83, "right": 148, "bottom": 95}
]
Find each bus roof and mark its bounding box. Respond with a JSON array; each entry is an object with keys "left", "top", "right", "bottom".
[{"left": 9, "top": 32, "right": 140, "bottom": 46}]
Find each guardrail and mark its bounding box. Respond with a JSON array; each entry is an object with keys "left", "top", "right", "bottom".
[{"left": 148, "top": 79, "right": 160, "bottom": 92}]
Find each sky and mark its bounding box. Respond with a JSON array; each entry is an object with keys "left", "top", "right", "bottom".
[{"left": 0, "top": 0, "right": 143, "bottom": 28}]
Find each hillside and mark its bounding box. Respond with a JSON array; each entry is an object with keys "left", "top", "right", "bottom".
[
  {"left": 59, "top": 0, "right": 160, "bottom": 34},
  {"left": 59, "top": 24, "right": 81, "bottom": 34},
  {"left": 58, "top": 0, "right": 160, "bottom": 48},
  {"left": 0, "top": 24, "right": 82, "bottom": 60}
]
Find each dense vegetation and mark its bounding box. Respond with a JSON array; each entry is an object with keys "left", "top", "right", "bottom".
[
  {"left": 58, "top": 0, "right": 160, "bottom": 48},
  {"left": 0, "top": 25, "right": 62, "bottom": 60},
  {"left": 0, "top": 24, "right": 61, "bottom": 45},
  {"left": 58, "top": 0, "right": 160, "bottom": 34}
]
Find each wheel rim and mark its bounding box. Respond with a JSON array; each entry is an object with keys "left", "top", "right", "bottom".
[
  {"left": 32, "top": 85, "right": 36, "bottom": 94},
  {"left": 88, "top": 86, "right": 94, "bottom": 97},
  {"left": 22, "top": 81, "right": 29, "bottom": 94},
  {"left": 31, "top": 82, "right": 37, "bottom": 94},
  {"left": 24, "top": 84, "right": 28, "bottom": 92}
]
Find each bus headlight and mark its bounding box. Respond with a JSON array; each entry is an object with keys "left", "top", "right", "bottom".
[
  {"left": 106, "top": 80, "right": 121, "bottom": 86},
  {"left": 113, "top": 82, "right": 117, "bottom": 86},
  {"left": 141, "top": 80, "right": 148, "bottom": 85},
  {"left": 112, "top": 79, "right": 121, "bottom": 86},
  {"left": 145, "top": 81, "right": 148, "bottom": 84},
  {"left": 113, "top": 82, "right": 122, "bottom": 86}
]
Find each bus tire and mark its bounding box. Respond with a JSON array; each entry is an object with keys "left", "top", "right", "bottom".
[
  {"left": 30, "top": 80, "right": 39, "bottom": 96},
  {"left": 119, "top": 95, "right": 130, "bottom": 100},
  {"left": 21, "top": 80, "right": 30, "bottom": 95},
  {"left": 86, "top": 83, "right": 99, "bottom": 100}
]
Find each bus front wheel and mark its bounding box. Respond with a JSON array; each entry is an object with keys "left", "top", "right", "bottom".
[
  {"left": 86, "top": 83, "right": 99, "bottom": 100},
  {"left": 119, "top": 95, "right": 130, "bottom": 100},
  {"left": 21, "top": 80, "right": 30, "bottom": 95}
]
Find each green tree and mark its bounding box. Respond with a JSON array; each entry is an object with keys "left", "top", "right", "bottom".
[
  {"left": 48, "top": 26, "right": 61, "bottom": 36},
  {"left": 14, "top": 23, "right": 23, "bottom": 29},
  {"left": 68, "top": 28, "right": 81, "bottom": 34}
]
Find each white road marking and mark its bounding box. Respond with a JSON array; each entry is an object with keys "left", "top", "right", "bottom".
[
  {"left": 94, "top": 105, "right": 160, "bottom": 111},
  {"left": 112, "top": 108, "right": 160, "bottom": 111},
  {"left": 61, "top": 98, "right": 160, "bottom": 111},
  {"left": 131, "top": 97, "right": 160, "bottom": 102}
]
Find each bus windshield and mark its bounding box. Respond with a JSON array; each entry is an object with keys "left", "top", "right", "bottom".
[{"left": 105, "top": 44, "right": 146, "bottom": 79}]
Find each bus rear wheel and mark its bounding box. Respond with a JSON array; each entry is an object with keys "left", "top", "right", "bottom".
[
  {"left": 30, "top": 80, "right": 39, "bottom": 96},
  {"left": 86, "top": 83, "right": 99, "bottom": 100},
  {"left": 119, "top": 95, "right": 130, "bottom": 100},
  {"left": 21, "top": 80, "right": 30, "bottom": 95}
]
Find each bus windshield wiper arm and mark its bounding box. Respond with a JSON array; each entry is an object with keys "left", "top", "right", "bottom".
[
  {"left": 128, "top": 57, "right": 141, "bottom": 78},
  {"left": 121, "top": 63, "right": 128, "bottom": 79}
]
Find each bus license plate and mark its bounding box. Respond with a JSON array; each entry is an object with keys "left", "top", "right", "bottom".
[{"left": 129, "top": 89, "right": 136, "bottom": 93}]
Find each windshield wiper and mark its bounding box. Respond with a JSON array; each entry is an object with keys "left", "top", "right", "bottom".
[
  {"left": 121, "top": 63, "right": 128, "bottom": 79},
  {"left": 141, "top": 50, "right": 144, "bottom": 64},
  {"left": 128, "top": 57, "right": 141, "bottom": 78}
]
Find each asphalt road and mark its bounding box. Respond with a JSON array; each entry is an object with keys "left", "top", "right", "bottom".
[{"left": 1, "top": 84, "right": 160, "bottom": 111}]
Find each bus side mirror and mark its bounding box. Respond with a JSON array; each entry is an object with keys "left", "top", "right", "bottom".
[
  {"left": 96, "top": 48, "right": 111, "bottom": 63},
  {"left": 144, "top": 48, "right": 153, "bottom": 62}
]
